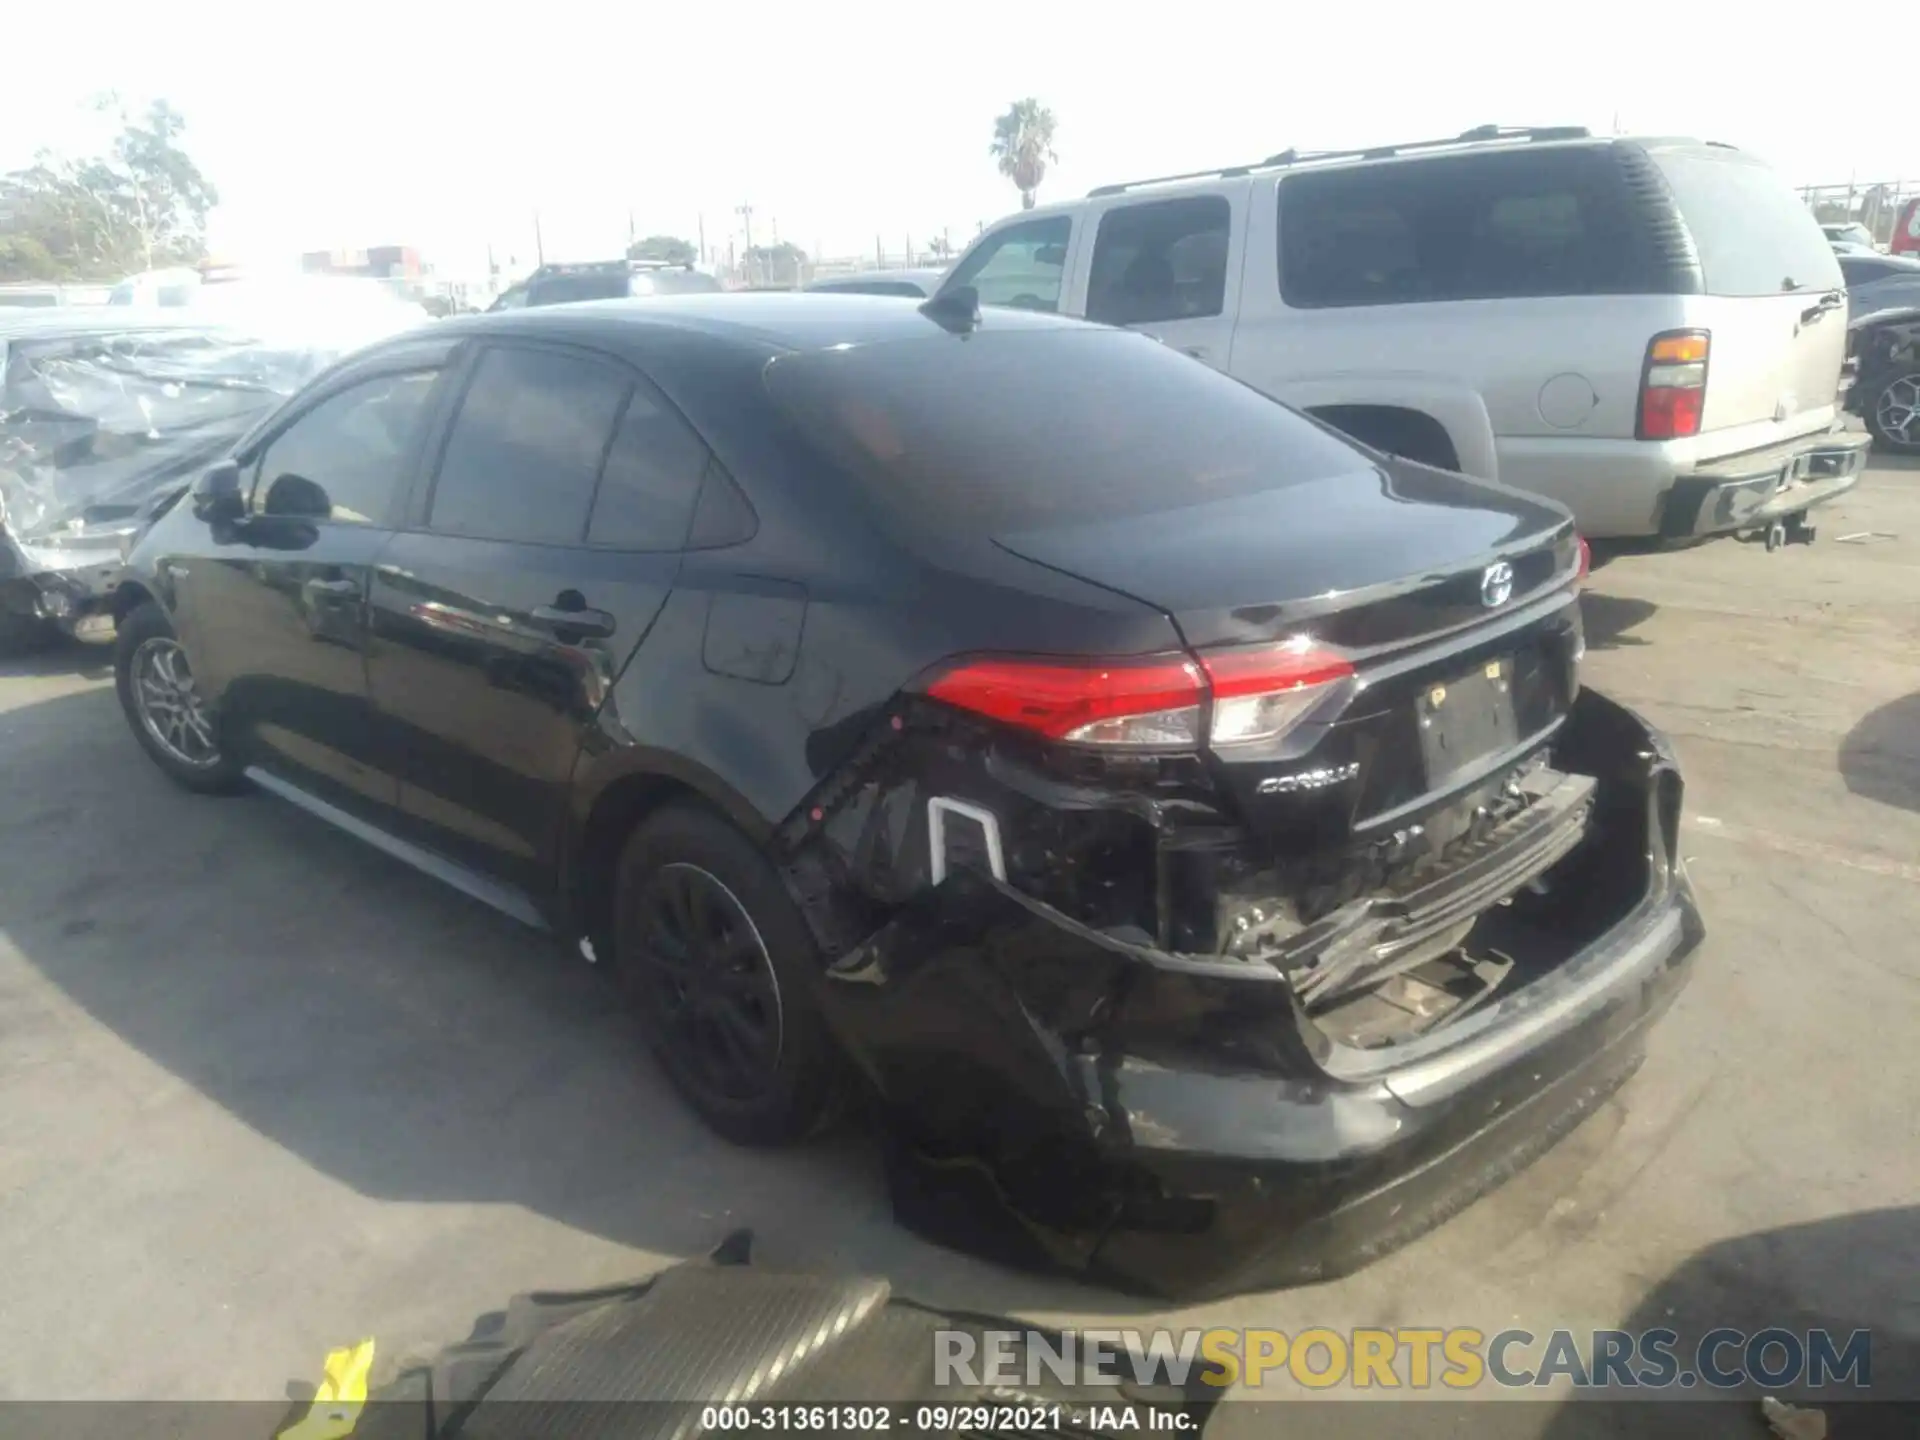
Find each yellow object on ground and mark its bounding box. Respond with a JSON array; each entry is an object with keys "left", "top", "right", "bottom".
[{"left": 277, "top": 1338, "right": 376, "bottom": 1440}]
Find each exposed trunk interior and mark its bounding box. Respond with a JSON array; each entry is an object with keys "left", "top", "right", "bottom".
[{"left": 787, "top": 685, "right": 1663, "bottom": 1059}]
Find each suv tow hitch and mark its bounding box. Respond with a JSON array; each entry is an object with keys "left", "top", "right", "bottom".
[{"left": 1748, "top": 509, "right": 1817, "bottom": 552}]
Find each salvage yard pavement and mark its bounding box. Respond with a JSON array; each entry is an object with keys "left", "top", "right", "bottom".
[{"left": 0, "top": 463, "right": 1915, "bottom": 1432}]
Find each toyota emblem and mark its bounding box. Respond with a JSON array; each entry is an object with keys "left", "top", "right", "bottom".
[{"left": 1480, "top": 562, "right": 1515, "bottom": 608}]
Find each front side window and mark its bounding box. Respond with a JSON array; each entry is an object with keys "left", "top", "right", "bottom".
[
  {"left": 1086, "top": 195, "right": 1232, "bottom": 326},
  {"left": 250, "top": 369, "right": 439, "bottom": 525},
  {"left": 427, "top": 346, "right": 628, "bottom": 544},
  {"left": 944, "top": 216, "right": 1072, "bottom": 311}
]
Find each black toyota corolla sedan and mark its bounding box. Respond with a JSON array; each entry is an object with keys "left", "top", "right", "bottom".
[{"left": 110, "top": 292, "right": 1703, "bottom": 1299}]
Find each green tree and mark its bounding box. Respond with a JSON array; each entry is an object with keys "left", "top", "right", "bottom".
[
  {"left": 990, "top": 99, "right": 1057, "bottom": 211},
  {"left": 628, "top": 234, "right": 697, "bottom": 265},
  {"left": 0, "top": 96, "right": 217, "bottom": 283},
  {"left": 745, "top": 241, "right": 807, "bottom": 287}
]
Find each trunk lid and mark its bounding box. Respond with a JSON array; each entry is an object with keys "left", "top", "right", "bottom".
[
  {"left": 995, "top": 455, "right": 1583, "bottom": 853},
  {"left": 992, "top": 453, "right": 1574, "bottom": 651}
]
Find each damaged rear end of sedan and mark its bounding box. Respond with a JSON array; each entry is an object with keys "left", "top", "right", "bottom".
[{"left": 754, "top": 320, "right": 1703, "bottom": 1301}]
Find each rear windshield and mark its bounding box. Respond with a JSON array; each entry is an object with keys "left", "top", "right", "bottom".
[
  {"left": 527, "top": 273, "right": 630, "bottom": 306},
  {"left": 1278, "top": 146, "right": 1651, "bottom": 307},
  {"left": 762, "top": 328, "right": 1371, "bottom": 533},
  {"left": 1651, "top": 150, "right": 1843, "bottom": 296}
]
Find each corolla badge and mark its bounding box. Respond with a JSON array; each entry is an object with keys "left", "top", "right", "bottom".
[
  {"left": 1256, "top": 761, "right": 1361, "bottom": 795},
  {"left": 1480, "top": 561, "right": 1515, "bottom": 609}
]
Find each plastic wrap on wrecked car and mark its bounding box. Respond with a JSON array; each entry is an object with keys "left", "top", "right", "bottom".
[{"left": 0, "top": 320, "right": 344, "bottom": 557}]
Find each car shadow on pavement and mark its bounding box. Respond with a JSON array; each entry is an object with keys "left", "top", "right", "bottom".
[
  {"left": 0, "top": 640, "right": 113, "bottom": 682},
  {"left": 1839, "top": 693, "right": 1920, "bottom": 814},
  {"left": 0, "top": 681, "right": 1161, "bottom": 1327},
  {"left": 1222, "top": 1207, "right": 1920, "bottom": 1440},
  {"left": 1533, "top": 1204, "right": 1920, "bottom": 1440},
  {"left": 1579, "top": 593, "right": 1658, "bottom": 651}
]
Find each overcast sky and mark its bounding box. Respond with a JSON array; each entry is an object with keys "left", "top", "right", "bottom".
[{"left": 7, "top": 1, "right": 1916, "bottom": 278}]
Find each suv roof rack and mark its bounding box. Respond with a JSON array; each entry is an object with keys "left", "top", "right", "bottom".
[{"left": 1086, "top": 124, "right": 1594, "bottom": 198}]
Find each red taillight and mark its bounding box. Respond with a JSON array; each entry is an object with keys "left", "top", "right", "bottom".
[
  {"left": 1200, "top": 638, "right": 1355, "bottom": 748},
  {"left": 923, "top": 638, "right": 1354, "bottom": 750},
  {"left": 1576, "top": 535, "right": 1592, "bottom": 582},
  {"left": 925, "top": 654, "right": 1206, "bottom": 746},
  {"left": 1637, "top": 330, "right": 1710, "bottom": 440}
]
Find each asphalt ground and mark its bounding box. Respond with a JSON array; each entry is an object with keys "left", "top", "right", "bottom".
[{"left": 1, "top": 461, "right": 1914, "bottom": 1434}]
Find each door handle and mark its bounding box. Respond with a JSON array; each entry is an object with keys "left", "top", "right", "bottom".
[
  {"left": 304, "top": 577, "right": 360, "bottom": 599},
  {"left": 529, "top": 603, "right": 616, "bottom": 639}
]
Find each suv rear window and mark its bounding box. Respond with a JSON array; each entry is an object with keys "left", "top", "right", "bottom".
[
  {"left": 1649, "top": 149, "right": 1843, "bottom": 296},
  {"left": 1278, "top": 146, "right": 1647, "bottom": 308},
  {"left": 763, "top": 328, "right": 1370, "bottom": 533}
]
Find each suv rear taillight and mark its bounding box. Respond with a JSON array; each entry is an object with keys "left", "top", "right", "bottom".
[
  {"left": 1637, "top": 330, "right": 1710, "bottom": 440},
  {"left": 924, "top": 639, "right": 1355, "bottom": 751}
]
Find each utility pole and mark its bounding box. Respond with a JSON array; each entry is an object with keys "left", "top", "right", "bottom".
[
  {"left": 698, "top": 213, "right": 708, "bottom": 265},
  {"left": 534, "top": 210, "right": 545, "bottom": 266},
  {"left": 737, "top": 203, "right": 755, "bottom": 265}
]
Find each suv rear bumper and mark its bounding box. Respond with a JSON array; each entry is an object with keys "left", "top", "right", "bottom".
[
  {"left": 1658, "top": 427, "right": 1871, "bottom": 540},
  {"left": 1496, "top": 424, "right": 1868, "bottom": 540},
  {"left": 819, "top": 690, "right": 1703, "bottom": 1300}
]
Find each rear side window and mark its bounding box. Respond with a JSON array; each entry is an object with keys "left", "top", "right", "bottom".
[
  {"left": 764, "top": 328, "right": 1370, "bottom": 534},
  {"left": 1651, "top": 151, "right": 1843, "bottom": 296},
  {"left": 944, "top": 217, "right": 1072, "bottom": 311},
  {"left": 429, "top": 347, "right": 628, "bottom": 543},
  {"left": 1087, "top": 195, "right": 1231, "bottom": 326},
  {"left": 1279, "top": 147, "right": 1645, "bottom": 308},
  {"left": 586, "top": 380, "right": 709, "bottom": 549}
]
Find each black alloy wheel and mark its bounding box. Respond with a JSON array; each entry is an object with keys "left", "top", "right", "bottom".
[
  {"left": 610, "top": 804, "right": 844, "bottom": 1145},
  {"left": 632, "top": 861, "right": 784, "bottom": 1104}
]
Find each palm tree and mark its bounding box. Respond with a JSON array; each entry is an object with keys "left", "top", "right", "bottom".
[{"left": 990, "top": 100, "right": 1058, "bottom": 211}]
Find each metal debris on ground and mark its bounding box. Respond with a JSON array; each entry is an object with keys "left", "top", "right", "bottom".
[
  {"left": 1835, "top": 531, "right": 1897, "bottom": 543},
  {"left": 1761, "top": 1395, "right": 1828, "bottom": 1440}
]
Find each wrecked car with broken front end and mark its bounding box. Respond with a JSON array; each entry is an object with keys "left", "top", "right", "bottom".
[{"left": 0, "top": 304, "right": 421, "bottom": 650}]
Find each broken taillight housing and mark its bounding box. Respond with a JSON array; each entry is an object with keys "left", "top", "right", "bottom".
[
  {"left": 924, "top": 638, "right": 1354, "bottom": 751},
  {"left": 1636, "top": 330, "right": 1710, "bottom": 440}
]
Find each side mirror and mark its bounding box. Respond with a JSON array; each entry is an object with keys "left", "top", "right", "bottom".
[{"left": 192, "top": 460, "right": 245, "bottom": 524}]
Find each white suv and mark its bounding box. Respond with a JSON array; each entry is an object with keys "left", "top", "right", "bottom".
[{"left": 935, "top": 126, "right": 1869, "bottom": 542}]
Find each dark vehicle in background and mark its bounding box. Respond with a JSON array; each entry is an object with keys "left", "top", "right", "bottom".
[
  {"left": 804, "top": 267, "right": 948, "bottom": 298},
  {"left": 1839, "top": 252, "right": 1920, "bottom": 321},
  {"left": 112, "top": 294, "right": 1701, "bottom": 1299},
  {"left": 1846, "top": 304, "right": 1920, "bottom": 453},
  {"left": 0, "top": 311, "right": 358, "bottom": 650},
  {"left": 489, "top": 260, "right": 724, "bottom": 310}
]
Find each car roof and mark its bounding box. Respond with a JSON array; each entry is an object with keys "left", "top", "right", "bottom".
[
  {"left": 420, "top": 291, "right": 1088, "bottom": 353},
  {"left": 983, "top": 133, "right": 1744, "bottom": 218}
]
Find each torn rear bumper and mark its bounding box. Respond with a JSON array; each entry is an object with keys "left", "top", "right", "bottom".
[{"left": 817, "top": 689, "right": 1704, "bottom": 1301}]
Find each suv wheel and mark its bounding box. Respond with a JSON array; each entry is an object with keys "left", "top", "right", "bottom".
[
  {"left": 1868, "top": 371, "right": 1920, "bottom": 454},
  {"left": 114, "top": 600, "right": 246, "bottom": 793},
  {"left": 610, "top": 804, "right": 845, "bottom": 1145}
]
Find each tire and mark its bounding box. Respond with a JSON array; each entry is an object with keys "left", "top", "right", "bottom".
[
  {"left": 1865, "top": 370, "right": 1920, "bottom": 454},
  {"left": 114, "top": 600, "right": 247, "bottom": 794},
  {"left": 609, "top": 803, "right": 846, "bottom": 1145}
]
